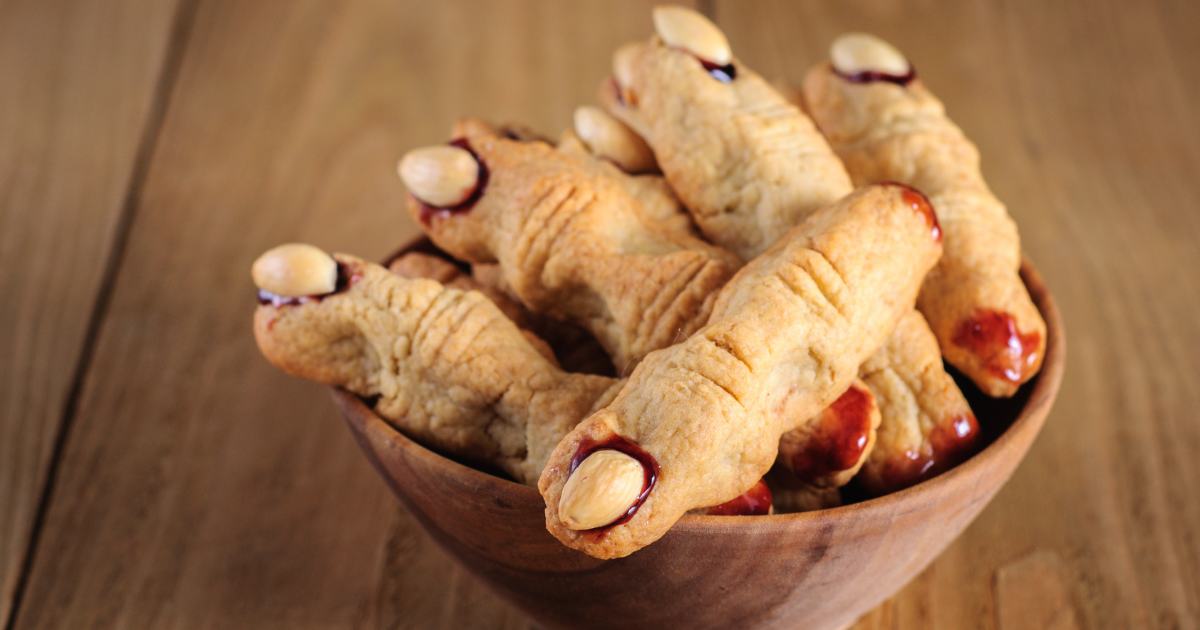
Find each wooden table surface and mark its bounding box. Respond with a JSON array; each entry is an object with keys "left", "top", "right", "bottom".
[{"left": 3, "top": 1, "right": 1198, "bottom": 628}]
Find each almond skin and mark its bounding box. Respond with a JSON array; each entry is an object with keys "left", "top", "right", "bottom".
[
  {"left": 397, "top": 145, "right": 480, "bottom": 208},
  {"left": 251, "top": 243, "right": 338, "bottom": 297},
  {"left": 830, "top": 33, "right": 909, "bottom": 77},
  {"left": 558, "top": 450, "right": 646, "bottom": 530}
]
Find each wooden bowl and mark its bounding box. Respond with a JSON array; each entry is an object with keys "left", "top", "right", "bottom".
[{"left": 332, "top": 257, "right": 1064, "bottom": 630}]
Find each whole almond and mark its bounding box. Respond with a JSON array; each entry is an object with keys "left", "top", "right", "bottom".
[
  {"left": 397, "top": 145, "right": 480, "bottom": 208},
  {"left": 612, "top": 42, "right": 640, "bottom": 88},
  {"left": 830, "top": 33, "right": 909, "bottom": 77},
  {"left": 558, "top": 449, "right": 646, "bottom": 530},
  {"left": 652, "top": 6, "right": 731, "bottom": 65},
  {"left": 251, "top": 243, "right": 338, "bottom": 297},
  {"left": 573, "top": 106, "right": 657, "bottom": 173}
]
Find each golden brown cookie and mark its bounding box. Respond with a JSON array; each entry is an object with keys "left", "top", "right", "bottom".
[
  {"left": 251, "top": 246, "right": 617, "bottom": 485},
  {"left": 468, "top": 260, "right": 617, "bottom": 377},
  {"left": 768, "top": 474, "right": 842, "bottom": 513},
  {"left": 600, "top": 7, "right": 852, "bottom": 260},
  {"left": 537, "top": 184, "right": 943, "bottom": 558},
  {"left": 557, "top": 113, "right": 698, "bottom": 238},
  {"left": 800, "top": 33, "right": 1046, "bottom": 397},
  {"left": 857, "top": 309, "right": 981, "bottom": 494},
  {"left": 398, "top": 118, "right": 737, "bottom": 374},
  {"left": 388, "top": 251, "right": 561, "bottom": 364}
]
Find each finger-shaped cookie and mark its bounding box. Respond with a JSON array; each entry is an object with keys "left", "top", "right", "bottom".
[
  {"left": 801, "top": 33, "right": 1046, "bottom": 397},
  {"left": 388, "top": 251, "right": 561, "bottom": 364},
  {"left": 558, "top": 107, "right": 698, "bottom": 237},
  {"left": 538, "top": 184, "right": 943, "bottom": 558},
  {"left": 600, "top": 6, "right": 852, "bottom": 260},
  {"left": 398, "top": 118, "right": 737, "bottom": 373},
  {"left": 251, "top": 245, "right": 618, "bottom": 485},
  {"left": 777, "top": 379, "right": 880, "bottom": 489},
  {"left": 469, "top": 260, "right": 617, "bottom": 377},
  {"left": 856, "top": 309, "right": 981, "bottom": 494}
]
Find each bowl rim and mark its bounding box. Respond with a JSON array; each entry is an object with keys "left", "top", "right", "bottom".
[{"left": 335, "top": 256, "right": 1064, "bottom": 532}]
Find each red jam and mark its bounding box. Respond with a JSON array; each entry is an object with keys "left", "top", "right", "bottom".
[
  {"left": 569, "top": 435, "right": 660, "bottom": 532},
  {"left": 876, "top": 413, "right": 980, "bottom": 492},
  {"left": 881, "top": 181, "right": 941, "bottom": 241},
  {"left": 953, "top": 309, "right": 1042, "bottom": 384},
  {"left": 610, "top": 76, "right": 637, "bottom": 108},
  {"left": 416, "top": 138, "right": 489, "bottom": 226},
  {"left": 699, "top": 58, "right": 736, "bottom": 83},
  {"left": 787, "top": 384, "right": 874, "bottom": 480},
  {"left": 705, "top": 478, "right": 772, "bottom": 516},
  {"left": 832, "top": 62, "right": 916, "bottom": 86},
  {"left": 256, "top": 263, "right": 358, "bottom": 307},
  {"left": 930, "top": 414, "right": 980, "bottom": 460}
]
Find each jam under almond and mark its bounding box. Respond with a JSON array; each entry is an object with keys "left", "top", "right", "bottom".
[
  {"left": 699, "top": 58, "right": 736, "bottom": 83},
  {"left": 256, "top": 263, "right": 358, "bottom": 307},
  {"left": 832, "top": 63, "right": 916, "bottom": 87},
  {"left": 416, "top": 138, "right": 489, "bottom": 226},
  {"left": 953, "top": 309, "right": 1041, "bottom": 384},
  {"left": 569, "top": 435, "right": 660, "bottom": 532}
]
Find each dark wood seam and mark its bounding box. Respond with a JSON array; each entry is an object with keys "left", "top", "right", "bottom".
[{"left": 3, "top": 1, "right": 200, "bottom": 627}]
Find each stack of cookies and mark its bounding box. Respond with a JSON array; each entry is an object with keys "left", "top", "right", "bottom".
[{"left": 251, "top": 6, "right": 1045, "bottom": 559}]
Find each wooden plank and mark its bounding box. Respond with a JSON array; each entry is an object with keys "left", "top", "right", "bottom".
[
  {"left": 0, "top": 0, "right": 181, "bottom": 624},
  {"left": 712, "top": 1, "right": 1200, "bottom": 628},
  {"left": 11, "top": 1, "right": 675, "bottom": 628}
]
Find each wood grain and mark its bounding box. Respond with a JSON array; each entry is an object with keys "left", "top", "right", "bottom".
[
  {"left": 0, "top": 0, "right": 181, "bottom": 623},
  {"left": 8, "top": 1, "right": 673, "bottom": 628},
  {"left": 713, "top": 1, "right": 1200, "bottom": 628},
  {"left": 4, "top": 1, "right": 1199, "bottom": 628}
]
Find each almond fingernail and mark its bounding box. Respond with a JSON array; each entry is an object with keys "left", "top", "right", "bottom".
[
  {"left": 397, "top": 145, "right": 480, "bottom": 208},
  {"left": 831, "top": 33, "right": 909, "bottom": 77},
  {"left": 558, "top": 450, "right": 645, "bottom": 530},
  {"left": 573, "top": 106, "right": 656, "bottom": 173},
  {"left": 251, "top": 243, "right": 338, "bottom": 297},
  {"left": 613, "top": 42, "right": 640, "bottom": 88},
  {"left": 652, "top": 6, "right": 732, "bottom": 65}
]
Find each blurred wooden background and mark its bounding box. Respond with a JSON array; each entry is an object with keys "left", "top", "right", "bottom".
[{"left": 2, "top": 0, "right": 1198, "bottom": 628}]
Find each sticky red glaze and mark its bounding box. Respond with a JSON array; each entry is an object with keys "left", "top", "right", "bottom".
[
  {"left": 256, "top": 263, "right": 358, "bottom": 307},
  {"left": 880, "top": 181, "right": 941, "bottom": 241},
  {"left": 876, "top": 413, "right": 980, "bottom": 492},
  {"left": 665, "top": 45, "right": 737, "bottom": 83},
  {"left": 953, "top": 309, "right": 1042, "bottom": 383},
  {"left": 611, "top": 76, "right": 640, "bottom": 107},
  {"left": 787, "top": 384, "right": 874, "bottom": 480},
  {"left": 699, "top": 58, "right": 736, "bottom": 83},
  {"left": 569, "top": 435, "right": 660, "bottom": 532},
  {"left": 832, "top": 62, "right": 916, "bottom": 86},
  {"left": 930, "top": 414, "right": 981, "bottom": 460},
  {"left": 609, "top": 77, "right": 630, "bottom": 107},
  {"left": 416, "top": 138, "right": 489, "bottom": 226},
  {"left": 876, "top": 449, "right": 935, "bottom": 492},
  {"left": 705, "top": 479, "right": 772, "bottom": 516}
]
